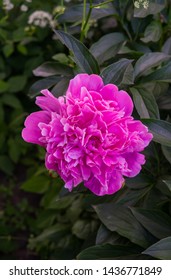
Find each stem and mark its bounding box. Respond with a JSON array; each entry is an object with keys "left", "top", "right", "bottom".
[
  {"left": 80, "top": 0, "right": 87, "bottom": 42},
  {"left": 82, "top": 0, "right": 92, "bottom": 32},
  {"left": 80, "top": 0, "right": 113, "bottom": 42},
  {"left": 92, "top": 0, "right": 113, "bottom": 8}
]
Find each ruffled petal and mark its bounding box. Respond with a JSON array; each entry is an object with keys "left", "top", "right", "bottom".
[
  {"left": 100, "top": 84, "right": 118, "bottom": 101},
  {"left": 127, "top": 120, "right": 153, "bottom": 148},
  {"left": 66, "top": 73, "right": 104, "bottom": 99},
  {"left": 22, "top": 111, "right": 50, "bottom": 146},
  {"left": 122, "top": 152, "right": 145, "bottom": 177},
  {"left": 84, "top": 170, "right": 124, "bottom": 196},
  {"left": 36, "top": 89, "right": 61, "bottom": 113},
  {"left": 115, "top": 90, "right": 133, "bottom": 116}
]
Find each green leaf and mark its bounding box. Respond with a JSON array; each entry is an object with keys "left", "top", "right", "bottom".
[
  {"left": 134, "top": 53, "right": 170, "bottom": 79},
  {"left": 101, "top": 58, "right": 134, "bottom": 86},
  {"left": 111, "top": 187, "right": 151, "bottom": 207},
  {"left": 8, "top": 75, "right": 27, "bottom": 93},
  {"left": 157, "top": 87, "right": 171, "bottom": 110},
  {"left": 142, "top": 61, "right": 171, "bottom": 83},
  {"left": 126, "top": 174, "right": 153, "bottom": 189},
  {"left": 0, "top": 102, "right": 4, "bottom": 123},
  {"left": 72, "top": 220, "right": 93, "bottom": 240},
  {"left": 58, "top": 3, "right": 116, "bottom": 23},
  {"left": 33, "top": 62, "right": 73, "bottom": 77},
  {"left": 96, "top": 225, "right": 122, "bottom": 245},
  {"left": 141, "top": 21, "right": 162, "bottom": 43},
  {"left": 8, "top": 138, "right": 21, "bottom": 163},
  {"left": 3, "top": 43, "right": 14, "bottom": 57},
  {"left": 162, "top": 145, "right": 171, "bottom": 164},
  {"left": 94, "top": 204, "right": 150, "bottom": 248},
  {"left": 162, "top": 37, "right": 171, "bottom": 55},
  {"left": 131, "top": 88, "right": 149, "bottom": 118},
  {"left": 54, "top": 30, "right": 100, "bottom": 74},
  {"left": 36, "top": 211, "right": 56, "bottom": 229},
  {"left": 142, "top": 237, "right": 171, "bottom": 260},
  {"left": 1, "top": 94, "right": 22, "bottom": 109},
  {"left": 30, "top": 224, "right": 69, "bottom": 243},
  {"left": 162, "top": 179, "right": 171, "bottom": 192},
  {"left": 131, "top": 87, "right": 160, "bottom": 119},
  {"left": 77, "top": 244, "right": 141, "bottom": 260},
  {"left": 12, "top": 27, "right": 25, "bottom": 42},
  {"left": 134, "top": 0, "right": 166, "bottom": 18},
  {"left": 131, "top": 208, "right": 171, "bottom": 239},
  {"left": 0, "top": 80, "right": 9, "bottom": 94},
  {"left": 52, "top": 53, "right": 69, "bottom": 64},
  {"left": 42, "top": 195, "right": 73, "bottom": 210},
  {"left": 17, "top": 44, "right": 28, "bottom": 55},
  {"left": 142, "top": 119, "right": 171, "bottom": 147},
  {"left": 0, "top": 156, "right": 14, "bottom": 175},
  {"left": 90, "top": 33, "right": 126, "bottom": 65},
  {"left": 20, "top": 175, "right": 50, "bottom": 194},
  {"left": 51, "top": 77, "right": 70, "bottom": 98},
  {"left": 29, "top": 76, "right": 61, "bottom": 98}
]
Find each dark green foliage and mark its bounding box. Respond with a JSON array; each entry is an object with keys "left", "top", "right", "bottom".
[{"left": 0, "top": 0, "right": 171, "bottom": 260}]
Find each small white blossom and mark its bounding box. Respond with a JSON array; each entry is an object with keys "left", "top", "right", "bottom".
[
  {"left": 143, "top": 0, "right": 149, "bottom": 9},
  {"left": 53, "top": 5, "right": 65, "bottom": 15},
  {"left": 28, "top": 10, "right": 53, "bottom": 28},
  {"left": 25, "top": 0, "right": 32, "bottom": 2},
  {"left": 3, "top": 0, "right": 14, "bottom": 11},
  {"left": 134, "top": 1, "right": 140, "bottom": 8},
  {"left": 134, "top": 0, "right": 149, "bottom": 9},
  {"left": 20, "top": 4, "right": 28, "bottom": 12}
]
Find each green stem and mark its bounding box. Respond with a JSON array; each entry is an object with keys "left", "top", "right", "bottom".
[
  {"left": 82, "top": 0, "right": 92, "bottom": 31},
  {"left": 80, "top": 0, "right": 87, "bottom": 42},
  {"left": 80, "top": 0, "right": 113, "bottom": 42},
  {"left": 92, "top": 0, "right": 113, "bottom": 8}
]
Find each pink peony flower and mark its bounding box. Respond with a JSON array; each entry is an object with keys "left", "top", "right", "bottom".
[{"left": 22, "top": 74, "right": 153, "bottom": 196}]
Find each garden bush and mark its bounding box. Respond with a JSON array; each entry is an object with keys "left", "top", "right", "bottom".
[{"left": 0, "top": 0, "right": 171, "bottom": 260}]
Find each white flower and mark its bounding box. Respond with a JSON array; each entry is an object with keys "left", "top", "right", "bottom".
[
  {"left": 20, "top": 4, "right": 28, "bottom": 12},
  {"left": 25, "top": 0, "right": 32, "bottom": 2},
  {"left": 143, "top": 0, "right": 149, "bottom": 9},
  {"left": 134, "top": 0, "right": 149, "bottom": 9},
  {"left": 28, "top": 10, "right": 53, "bottom": 28},
  {"left": 134, "top": 1, "right": 140, "bottom": 8},
  {"left": 3, "top": 0, "right": 14, "bottom": 11}
]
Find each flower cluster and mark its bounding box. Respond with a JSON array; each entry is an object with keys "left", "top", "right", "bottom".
[
  {"left": 28, "top": 10, "right": 53, "bottom": 28},
  {"left": 22, "top": 74, "right": 153, "bottom": 196},
  {"left": 134, "top": 0, "right": 149, "bottom": 9},
  {"left": 20, "top": 4, "right": 28, "bottom": 12},
  {"left": 2, "top": 0, "right": 14, "bottom": 11}
]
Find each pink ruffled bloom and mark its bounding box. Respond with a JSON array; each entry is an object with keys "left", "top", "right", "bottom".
[{"left": 22, "top": 74, "right": 153, "bottom": 196}]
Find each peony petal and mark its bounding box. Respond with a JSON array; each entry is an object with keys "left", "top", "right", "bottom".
[
  {"left": 122, "top": 152, "right": 145, "bottom": 177},
  {"left": 115, "top": 90, "right": 133, "bottom": 116},
  {"left": 100, "top": 84, "right": 118, "bottom": 101},
  {"left": 22, "top": 111, "right": 50, "bottom": 146},
  {"left": 36, "top": 89, "right": 61, "bottom": 113},
  {"left": 127, "top": 120, "right": 153, "bottom": 147},
  {"left": 84, "top": 170, "right": 123, "bottom": 196},
  {"left": 66, "top": 73, "right": 104, "bottom": 99},
  {"left": 107, "top": 170, "right": 125, "bottom": 195}
]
